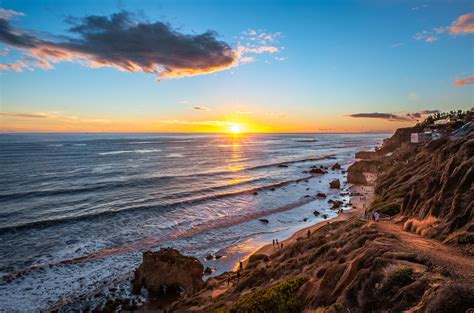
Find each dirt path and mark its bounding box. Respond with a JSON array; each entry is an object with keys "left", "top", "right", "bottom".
[{"left": 375, "top": 221, "right": 474, "bottom": 281}]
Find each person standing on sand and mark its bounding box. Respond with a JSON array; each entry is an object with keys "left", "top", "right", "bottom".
[
  {"left": 374, "top": 211, "right": 380, "bottom": 222},
  {"left": 307, "top": 229, "right": 311, "bottom": 238},
  {"left": 276, "top": 239, "right": 279, "bottom": 245},
  {"left": 272, "top": 239, "right": 275, "bottom": 246},
  {"left": 239, "top": 261, "right": 243, "bottom": 270},
  {"left": 280, "top": 242, "right": 283, "bottom": 249}
]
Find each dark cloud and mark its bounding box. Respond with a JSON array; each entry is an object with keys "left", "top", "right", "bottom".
[
  {"left": 0, "top": 11, "right": 239, "bottom": 79},
  {"left": 349, "top": 110, "right": 440, "bottom": 122},
  {"left": 192, "top": 107, "right": 210, "bottom": 111},
  {"left": 418, "top": 110, "right": 440, "bottom": 114},
  {"left": 348, "top": 113, "right": 409, "bottom": 121}
]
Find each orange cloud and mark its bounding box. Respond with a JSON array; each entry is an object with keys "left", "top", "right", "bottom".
[
  {"left": 453, "top": 76, "right": 474, "bottom": 86},
  {"left": 450, "top": 13, "right": 474, "bottom": 34}
]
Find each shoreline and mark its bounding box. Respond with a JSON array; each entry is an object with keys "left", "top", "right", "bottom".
[{"left": 234, "top": 179, "right": 375, "bottom": 271}]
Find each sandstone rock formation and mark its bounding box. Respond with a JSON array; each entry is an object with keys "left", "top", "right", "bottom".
[{"left": 132, "top": 248, "right": 204, "bottom": 295}]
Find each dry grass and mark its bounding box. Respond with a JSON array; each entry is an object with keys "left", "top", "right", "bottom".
[{"left": 403, "top": 216, "right": 439, "bottom": 237}]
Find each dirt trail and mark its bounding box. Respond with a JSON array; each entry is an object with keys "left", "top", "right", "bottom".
[{"left": 375, "top": 221, "right": 474, "bottom": 281}]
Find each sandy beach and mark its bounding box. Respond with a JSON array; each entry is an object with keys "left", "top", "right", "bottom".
[{"left": 236, "top": 182, "right": 376, "bottom": 270}]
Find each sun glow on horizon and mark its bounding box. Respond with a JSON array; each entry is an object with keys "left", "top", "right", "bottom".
[{"left": 230, "top": 124, "right": 241, "bottom": 134}]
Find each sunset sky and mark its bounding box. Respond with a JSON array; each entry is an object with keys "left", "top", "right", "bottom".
[{"left": 0, "top": 0, "right": 473, "bottom": 133}]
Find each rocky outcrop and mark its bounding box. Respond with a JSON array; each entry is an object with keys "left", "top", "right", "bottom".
[
  {"left": 331, "top": 163, "right": 341, "bottom": 170},
  {"left": 329, "top": 179, "right": 340, "bottom": 189},
  {"left": 310, "top": 168, "right": 325, "bottom": 174},
  {"left": 347, "top": 160, "right": 379, "bottom": 185},
  {"left": 132, "top": 248, "right": 204, "bottom": 295}
]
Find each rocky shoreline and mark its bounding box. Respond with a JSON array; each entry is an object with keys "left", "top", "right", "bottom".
[{"left": 64, "top": 111, "right": 474, "bottom": 312}]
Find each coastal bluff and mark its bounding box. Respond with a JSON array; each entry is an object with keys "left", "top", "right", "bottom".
[{"left": 167, "top": 111, "right": 474, "bottom": 313}]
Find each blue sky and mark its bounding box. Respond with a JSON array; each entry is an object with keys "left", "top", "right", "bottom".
[{"left": 0, "top": 0, "right": 472, "bottom": 132}]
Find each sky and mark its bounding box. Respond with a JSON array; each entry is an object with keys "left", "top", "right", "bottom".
[{"left": 0, "top": 0, "right": 473, "bottom": 133}]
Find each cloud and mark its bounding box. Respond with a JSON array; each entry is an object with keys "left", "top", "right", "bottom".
[
  {"left": 453, "top": 76, "right": 474, "bottom": 86},
  {"left": 450, "top": 13, "right": 474, "bottom": 34},
  {"left": 0, "top": 9, "right": 283, "bottom": 79},
  {"left": 349, "top": 113, "right": 410, "bottom": 121},
  {"left": 0, "top": 112, "right": 50, "bottom": 118},
  {"left": 349, "top": 110, "right": 440, "bottom": 122},
  {"left": 192, "top": 106, "right": 210, "bottom": 111},
  {"left": 0, "top": 8, "right": 24, "bottom": 20},
  {"left": 390, "top": 42, "right": 404, "bottom": 48},
  {"left": 414, "top": 31, "right": 438, "bottom": 43},
  {"left": 415, "top": 13, "right": 474, "bottom": 43},
  {"left": 160, "top": 119, "right": 236, "bottom": 127}
]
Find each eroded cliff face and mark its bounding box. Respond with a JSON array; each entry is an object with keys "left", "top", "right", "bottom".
[{"left": 371, "top": 132, "right": 473, "bottom": 240}]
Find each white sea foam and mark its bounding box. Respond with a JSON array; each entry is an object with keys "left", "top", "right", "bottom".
[
  {"left": 99, "top": 149, "right": 161, "bottom": 155},
  {"left": 166, "top": 153, "right": 184, "bottom": 158}
]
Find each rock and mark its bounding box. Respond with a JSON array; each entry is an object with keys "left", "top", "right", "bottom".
[
  {"left": 306, "top": 187, "right": 310, "bottom": 190},
  {"left": 322, "top": 214, "right": 328, "bottom": 219},
  {"left": 331, "top": 200, "right": 343, "bottom": 209},
  {"left": 303, "top": 218, "right": 308, "bottom": 222},
  {"left": 313, "top": 210, "right": 320, "bottom": 216},
  {"left": 329, "top": 179, "right": 341, "bottom": 189},
  {"left": 203, "top": 267, "right": 213, "bottom": 275},
  {"left": 253, "top": 191, "right": 259, "bottom": 195},
  {"left": 205, "top": 254, "right": 214, "bottom": 261},
  {"left": 259, "top": 219, "right": 270, "bottom": 224},
  {"left": 316, "top": 193, "right": 327, "bottom": 198},
  {"left": 270, "top": 188, "right": 276, "bottom": 191},
  {"left": 215, "top": 255, "right": 223, "bottom": 260},
  {"left": 304, "top": 195, "right": 311, "bottom": 198},
  {"left": 331, "top": 163, "right": 341, "bottom": 170},
  {"left": 277, "top": 164, "right": 289, "bottom": 168},
  {"left": 132, "top": 248, "right": 204, "bottom": 295},
  {"left": 310, "top": 168, "right": 325, "bottom": 175}
]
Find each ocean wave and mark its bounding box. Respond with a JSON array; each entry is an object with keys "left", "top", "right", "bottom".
[
  {"left": 0, "top": 194, "right": 327, "bottom": 282},
  {"left": 98, "top": 149, "right": 161, "bottom": 155},
  {"left": 0, "top": 174, "right": 316, "bottom": 234},
  {"left": 166, "top": 153, "right": 184, "bottom": 158}
]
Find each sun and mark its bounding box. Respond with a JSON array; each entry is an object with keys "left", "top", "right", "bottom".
[{"left": 230, "top": 124, "right": 241, "bottom": 134}]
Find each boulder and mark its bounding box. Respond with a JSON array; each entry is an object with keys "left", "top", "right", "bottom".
[
  {"left": 313, "top": 210, "right": 320, "bottom": 216},
  {"left": 331, "top": 163, "right": 341, "bottom": 170},
  {"left": 310, "top": 168, "right": 325, "bottom": 175},
  {"left": 259, "top": 219, "right": 270, "bottom": 224},
  {"left": 132, "top": 248, "right": 204, "bottom": 295},
  {"left": 316, "top": 193, "right": 327, "bottom": 198},
  {"left": 329, "top": 179, "right": 341, "bottom": 189},
  {"left": 331, "top": 200, "right": 343, "bottom": 209}
]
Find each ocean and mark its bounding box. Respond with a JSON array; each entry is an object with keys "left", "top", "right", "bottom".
[{"left": 0, "top": 133, "right": 387, "bottom": 311}]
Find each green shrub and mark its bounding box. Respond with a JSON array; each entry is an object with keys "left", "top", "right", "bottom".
[
  {"left": 307, "top": 244, "right": 330, "bottom": 263},
  {"left": 230, "top": 277, "right": 307, "bottom": 313},
  {"left": 248, "top": 254, "right": 269, "bottom": 263},
  {"left": 456, "top": 232, "right": 474, "bottom": 245},
  {"left": 380, "top": 267, "right": 414, "bottom": 297}
]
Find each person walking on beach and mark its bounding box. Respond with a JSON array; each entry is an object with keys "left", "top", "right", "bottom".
[
  {"left": 272, "top": 239, "right": 275, "bottom": 246},
  {"left": 276, "top": 239, "right": 279, "bottom": 245},
  {"left": 307, "top": 229, "right": 311, "bottom": 238},
  {"left": 280, "top": 242, "right": 283, "bottom": 249}
]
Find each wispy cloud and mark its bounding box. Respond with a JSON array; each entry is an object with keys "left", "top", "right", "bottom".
[
  {"left": 415, "top": 13, "right": 474, "bottom": 43},
  {"left": 453, "top": 76, "right": 474, "bottom": 86},
  {"left": 160, "top": 119, "right": 236, "bottom": 127},
  {"left": 0, "top": 9, "right": 283, "bottom": 80},
  {"left": 349, "top": 110, "right": 439, "bottom": 122},
  {"left": 0, "top": 112, "right": 49, "bottom": 118},
  {"left": 390, "top": 42, "right": 404, "bottom": 48},
  {"left": 192, "top": 106, "right": 210, "bottom": 111}
]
